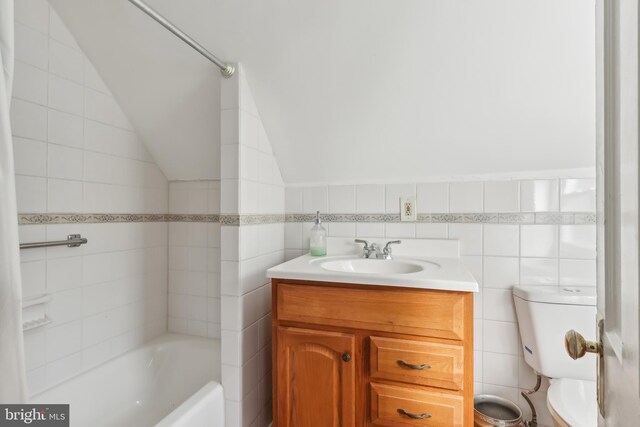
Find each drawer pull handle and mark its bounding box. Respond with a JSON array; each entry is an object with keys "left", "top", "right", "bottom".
[
  {"left": 397, "top": 359, "right": 431, "bottom": 370},
  {"left": 342, "top": 352, "right": 351, "bottom": 362},
  {"left": 397, "top": 408, "right": 431, "bottom": 420}
]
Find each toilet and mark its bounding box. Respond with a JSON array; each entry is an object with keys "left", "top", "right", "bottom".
[{"left": 512, "top": 285, "right": 598, "bottom": 427}]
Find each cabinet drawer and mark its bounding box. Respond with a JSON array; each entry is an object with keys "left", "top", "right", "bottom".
[
  {"left": 276, "top": 282, "right": 468, "bottom": 340},
  {"left": 370, "top": 336, "right": 464, "bottom": 391},
  {"left": 370, "top": 383, "right": 464, "bottom": 427}
]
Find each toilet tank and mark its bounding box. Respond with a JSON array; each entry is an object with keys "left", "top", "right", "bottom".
[{"left": 513, "top": 285, "right": 597, "bottom": 381}]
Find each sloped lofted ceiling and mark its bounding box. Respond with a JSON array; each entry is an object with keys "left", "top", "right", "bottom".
[{"left": 50, "top": 0, "right": 596, "bottom": 183}]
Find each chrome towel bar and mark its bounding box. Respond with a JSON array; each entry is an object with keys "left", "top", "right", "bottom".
[{"left": 19, "top": 234, "right": 88, "bottom": 250}]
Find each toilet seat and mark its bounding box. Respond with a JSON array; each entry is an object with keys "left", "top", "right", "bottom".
[{"left": 547, "top": 378, "right": 597, "bottom": 427}]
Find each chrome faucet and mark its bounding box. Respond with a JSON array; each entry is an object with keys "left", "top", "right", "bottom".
[
  {"left": 355, "top": 239, "right": 373, "bottom": 258},
  {"left": 355, "top": 239, "right": 401, "bottom": 259}
]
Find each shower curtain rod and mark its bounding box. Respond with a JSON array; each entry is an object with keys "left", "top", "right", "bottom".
[{"left": 128, "top": 0, "right": 235, "bottom": 77}]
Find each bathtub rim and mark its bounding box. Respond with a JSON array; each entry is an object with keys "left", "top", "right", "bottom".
[{"left": 154, "top": 380, "right": 224, "bottom": 427}]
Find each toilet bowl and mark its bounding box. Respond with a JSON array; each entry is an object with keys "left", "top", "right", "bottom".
[
  {"left": 512, "top": 285, "right": 597, "bottom": 427},
  {"left": 546, "top": 378, "right": 597, "bottom": 427}
]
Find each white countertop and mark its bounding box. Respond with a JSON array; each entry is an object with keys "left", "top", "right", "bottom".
[{"left": 266, "top": 237, "right": 479, "bottom": 292}]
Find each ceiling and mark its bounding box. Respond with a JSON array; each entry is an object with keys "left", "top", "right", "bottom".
[{"left": 50, "top": 0, "right": 596, "bottom": 183}]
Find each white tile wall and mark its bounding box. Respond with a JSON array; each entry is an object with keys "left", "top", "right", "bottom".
[
  {"left": 356, "top": 184, "right": 385, "bottom": 213},
  {"left": 450, "top": 181, "right": 483, "bottom": 212},
  {"left": 560, "top": 178, "right": 596, "bottom": 212},
  {"left": 13, "top": 4, "right": 169, "bottom": 395},
  {"left": 302, "top": 186, "right": 328, "bottom": 214},
  {"left": 521, "top": 225, "right": 558, "bottom": 258},
  {"left": 484, "top": 225, "right": 519, "bottom": 256},
  {"left": 521, "top": 180, "right": 559, "bottom": 212},
  {"left": 416, "top": 183, "right": 449, "bottom": 212},
  {"left": 484, "top": 181, "right": 520, "bottom": 212},
  {"left": 385, "top": 184, "right": 415, "bottom": 213},
  {"left": 169, "top": 180, "right": 221, "bottom": 216},
  {"left": 12, "top": 6, "right": 167, "bottom": 216},
  {"left": 167, "top": 180, "right": 221, "bottom": 338},
  {"left": 328, "top": 185, "right": 356, "bottom": 213},
  {"left": 284, "top": 177, "right": 596, "bottom": 426},
  {"left": 20, "top": 222, "right": 168, "bottom": 395},
  {"left": 220, "top": 67, "right": 283, "bottom": 427}
]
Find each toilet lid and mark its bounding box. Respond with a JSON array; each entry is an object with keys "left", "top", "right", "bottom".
[{"left": 547, "top": 378, "right": 597, "bottom": 427}]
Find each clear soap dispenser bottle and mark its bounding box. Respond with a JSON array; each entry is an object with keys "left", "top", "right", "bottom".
[{"left": 309, "top": 211, "right": 327, "bottom": 256}]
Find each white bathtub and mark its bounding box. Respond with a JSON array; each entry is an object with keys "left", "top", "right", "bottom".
[{"left": 31, "top": 334, "right": 222, "bottom": 427}]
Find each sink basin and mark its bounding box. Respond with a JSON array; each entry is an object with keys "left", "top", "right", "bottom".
[
  {"left": 315, "top": 257, "right": 437, "bottom": 275},
  {"left": 267, "top": 238, "right": 479, "bottom": 292}
]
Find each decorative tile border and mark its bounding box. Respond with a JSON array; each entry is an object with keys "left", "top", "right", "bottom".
[
  {"left": 285, "top": 212, "right": 596, "bottom": 225},
  {"left": 574, "top": 213, "right": 597, "bottom": 225},
  {"left": 19, "top": 213, "right": 150, "bottom": 225},
  {"left": 17, "top": 213, "right": 286, "bottom": 226},
  {"left": 18, "top": 213, "right": 221, "bottom": 225},
  {"left": 239, "top": 214, "right": 286, "bottom": 225},
  {"left": 165, "top": 214, "right": 220, "bottom": 223},
  {"left": 18, "top": 212, "right": 596, "bottom": 225}
]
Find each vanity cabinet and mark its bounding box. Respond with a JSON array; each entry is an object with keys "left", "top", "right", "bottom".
[
  {"left": 272, "top": 279, "right": 474, "bottom": 427},
  {"left": 276, "top": 326, "right": 356, "bottom": 427}
]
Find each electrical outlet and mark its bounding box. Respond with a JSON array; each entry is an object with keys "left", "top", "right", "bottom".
[{"left": 400, "top": 197, "right": 416, "bottom": 221}]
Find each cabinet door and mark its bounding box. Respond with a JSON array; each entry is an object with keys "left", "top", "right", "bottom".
[{"left": 276, "top": 326, "right": 356, "bottom": 427}]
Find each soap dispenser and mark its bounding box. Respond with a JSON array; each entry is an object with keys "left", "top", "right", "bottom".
[{"left": 309, "top": 211, "right": 327, "bottom": 256}]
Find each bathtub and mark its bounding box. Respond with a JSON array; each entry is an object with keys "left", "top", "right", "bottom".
[{"left": 30, "top": 334, "right": 222, "bottom": 427}]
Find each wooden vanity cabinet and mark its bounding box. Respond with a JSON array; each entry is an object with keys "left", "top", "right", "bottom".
[
  {"left": 276, "top": 326, "right": 357, "bottom": 427},
  {"left": 272, "top": 278, "right": 474, "bottom": 427}
]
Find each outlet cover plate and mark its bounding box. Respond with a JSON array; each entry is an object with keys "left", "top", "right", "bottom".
[{"left": 400, "top": 197, "right": 417, "bottom": 221}]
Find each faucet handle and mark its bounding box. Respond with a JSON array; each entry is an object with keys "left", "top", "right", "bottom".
[
  {"left": 355, "top": 239, "right": 370, "bottom": 248},
  {"left": 383, "top": 240, "right": 401, "bottom": 256},
  {"left": 355, "top": 239, "right": 371, "bottom": 258}
]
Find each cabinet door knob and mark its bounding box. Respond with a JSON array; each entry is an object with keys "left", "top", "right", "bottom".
[
  {"left": 342, "top": 352, "right": 351, "bottom": 362},
  {"left": 397, "top": 359, "right": 431, "bottom": 370},
  {"left": 397, "top": 408, "right": 431, "bottom": 420}
]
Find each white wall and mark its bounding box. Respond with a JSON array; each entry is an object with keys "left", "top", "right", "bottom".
[
  {"left": 284, "top": 177, "right": 597, "bottom": 427},
  {"left": 50, "top": 0, "right": 595, "bottom": 183},
  {"left": 12, "top": 3, "right": 169, "bottom": 394},
  {"left": 220, "top": 67, "right": 284, "bottom": 427},
  {"left": 167, "top": 180, "right": 221, "bottom": 338},
  {"left": 47, "top": 0, "right": 222, "bottom": 181}
]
